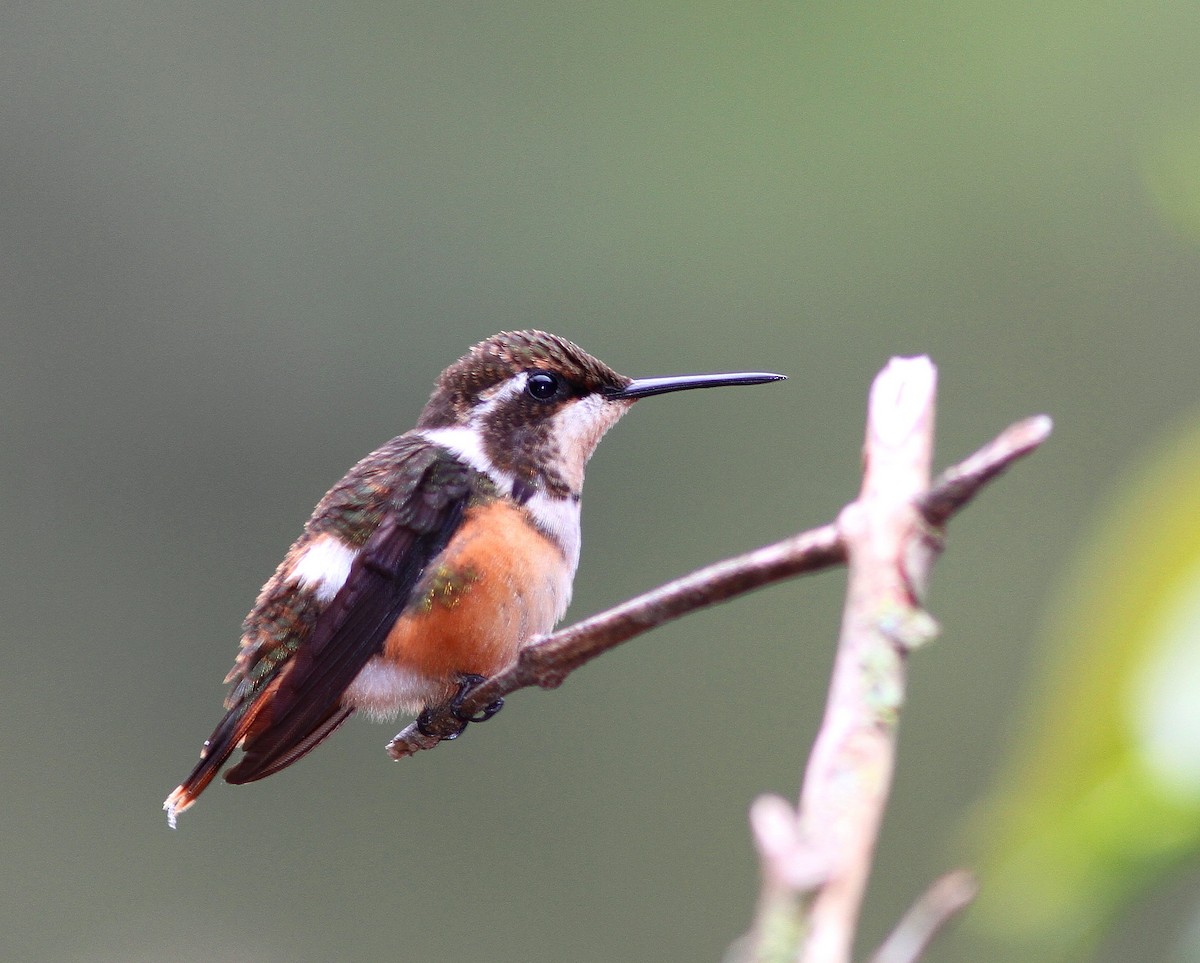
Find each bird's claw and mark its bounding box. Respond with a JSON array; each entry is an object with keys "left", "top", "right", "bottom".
[
  {"left": 414, "top": 674, "right": 504, "bottom": 738},
  {"left": 451, "top": 673, "right": 505, "bottom": 724},
  {"left": 451, "top": 672, "right": 506, "bottom": 725}
]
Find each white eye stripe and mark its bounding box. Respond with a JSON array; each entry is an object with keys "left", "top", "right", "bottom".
[{"left": 476, "top": 373, "right": 527, "bottom": 407}]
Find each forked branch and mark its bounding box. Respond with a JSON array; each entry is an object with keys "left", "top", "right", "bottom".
[{"left": 386, "top": 357, "right": 1048, "bottom": 963}]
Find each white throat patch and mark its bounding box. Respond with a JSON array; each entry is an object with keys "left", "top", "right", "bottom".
[{"left": 416, "top": 373, "right": 629, "bottom": 570}]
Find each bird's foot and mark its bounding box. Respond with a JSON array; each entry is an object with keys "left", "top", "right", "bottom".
[
  {"left": 415, "top": 705, "right": 465, "bottom": 739},
  {"left": 451, "top": 673, "right": 505, "bottom": 724},
  {"left": 414, "top": 674, "right": 504, "bottom": 739}
]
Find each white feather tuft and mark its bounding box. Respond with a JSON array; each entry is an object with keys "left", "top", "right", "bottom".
[{"left": 290, "top": 534, "right": 358, "bottom": 602}]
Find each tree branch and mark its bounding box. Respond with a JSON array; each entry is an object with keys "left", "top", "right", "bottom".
[
  {"left": 737, "top": 361, "right": 1048, "bottom": 963},
  {"left": 388, "top": 522, "right": 845, "bottom": 755},
  {"left": 868, "top": 870, "right": 979, "bottom": 963},
  {"left": 386, "top": 355, "right": 1047, "bottom": 962},
  {"left": 919, "top": 414, "right": 1052, "bottom": 526},
  {"left": 387, "top": 355, "right": 1047, "bottom": 959},
  {"left": 773, "top": 356, "right": 940, "bottom": 963},
  {"left": 388, "top": 365, "right": 1052, "bottom": 831}
]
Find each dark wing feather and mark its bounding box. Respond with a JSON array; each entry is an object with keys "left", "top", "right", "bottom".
[
  {"left": 226, "top": 705, "right": 355, "bottom": 783},
  {"left": 223, "top": 446, "right": 479, "bottom": 784}
]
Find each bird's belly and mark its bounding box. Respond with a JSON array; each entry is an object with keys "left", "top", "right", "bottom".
[{"left": 344, "top": 499, "right": 574, "bottom": 718}]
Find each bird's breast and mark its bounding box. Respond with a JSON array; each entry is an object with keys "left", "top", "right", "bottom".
[{"left": 344, "top": 498, "right": 575, "bottom": 717}]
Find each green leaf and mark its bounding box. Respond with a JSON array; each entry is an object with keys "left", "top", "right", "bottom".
[{"left": 969, "top": 415, "right": 1200, "bottom": 958}]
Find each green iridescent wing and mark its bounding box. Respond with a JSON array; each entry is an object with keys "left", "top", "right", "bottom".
[
  {"left": 169, "top": 436, "right": 487, "bottom": 808},
  {"left": 224, "top": 440, "right": 483, "bottom": 784}
]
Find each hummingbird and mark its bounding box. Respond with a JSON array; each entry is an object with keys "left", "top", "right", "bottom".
[{"left": 164, "top": 330, "right": 784, "bottom": 826}]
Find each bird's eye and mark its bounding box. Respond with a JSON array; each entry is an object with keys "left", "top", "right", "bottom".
[{"left": 525, "top": 371, "right": 562, "bottom": 401}]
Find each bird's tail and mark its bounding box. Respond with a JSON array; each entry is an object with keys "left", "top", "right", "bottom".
[
  {"left": 163, "top": 697, "right": 268, "bottom": 829},
  {"left": 164, "top": 681, "right": 356, "bottom": 828}
]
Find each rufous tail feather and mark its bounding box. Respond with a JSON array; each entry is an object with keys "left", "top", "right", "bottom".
[
  {"left": 163, "top": 696, "right": 269, "bottom": 828},
  {"left": 164, "top": 690, "right": 357, "bottom": 827}
]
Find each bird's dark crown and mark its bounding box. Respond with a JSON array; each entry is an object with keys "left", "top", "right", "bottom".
[{"left": 416, "top": 330, "right": 631, "bottom": 430}]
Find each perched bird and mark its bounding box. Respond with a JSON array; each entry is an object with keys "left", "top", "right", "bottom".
[{"left": 165, "top": 330, "right": 783, "bottom": 826}]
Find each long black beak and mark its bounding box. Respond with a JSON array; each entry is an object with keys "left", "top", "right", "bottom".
[{"left": 610, "top": 370, "right": 786, "bottom": 400}]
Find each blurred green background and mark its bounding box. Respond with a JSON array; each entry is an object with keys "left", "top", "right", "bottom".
[{"left": 4, "top": 2, "right": 1200, "bottom": 961}]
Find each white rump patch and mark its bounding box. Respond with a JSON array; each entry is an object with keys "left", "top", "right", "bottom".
[{"left": 291, "top": 534, "right": 358, "bottom": 602}]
